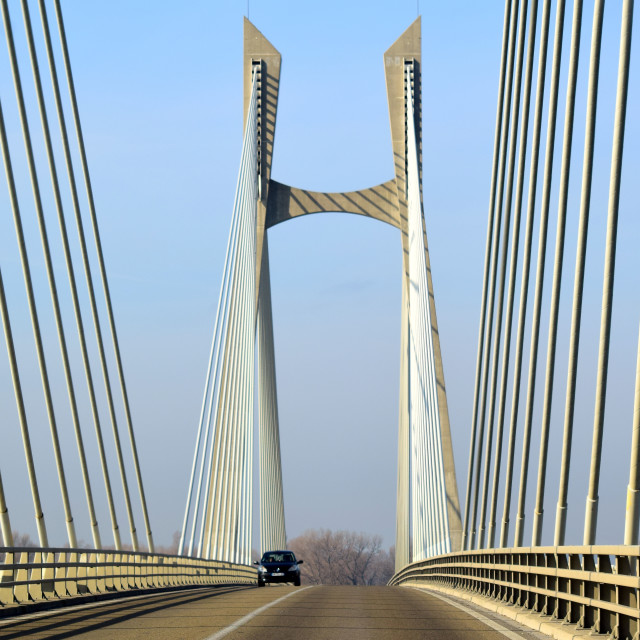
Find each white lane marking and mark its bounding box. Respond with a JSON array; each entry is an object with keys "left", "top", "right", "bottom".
[
  {"left": 413, "top": 588, "right": 530, "bottom": 640},
  {"left": 205, "top": 586, "right": 313, "bottom": 640}
]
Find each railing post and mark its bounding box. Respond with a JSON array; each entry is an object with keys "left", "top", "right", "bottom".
[
  {"left": 54, "top": 552, "right": 66, "bottom": 598},
  {"left": 103, "top": 551, "right": 113, "bottom": 592},
  {"left": 134, "top": 553, "right": 142, "bottom": 590},
  {"left": 77, "top": 552, "right": 88, "bottom": 595},
  {"left": 596, "top": 553, "right": 614, "bottom": 635},
  {"left": 95, "top": 553, "right": 105, "bottom": 593},
  {"left": 568, "top": 551, "right": 581, "bottom": 625},
  {"left": 544, "top": 551, "right": 556, "bottom": 616},
  {"left": 614, "top": 553, "right": 634, "bottom": 640},
  {"left": 87, "top": 552, "right": 98, "bottom": 594},
  {"left": 42, "top": 551, "right": 54, "bottom": 599},
  {"left": 14, "top": 551, "right": 29, "bottom": 603},
  {"left": 112, "top": 553, "right": 122, "bottom": 592},
  {"left": 555, "top": 550, "right": 568, "bottom": 621},
  {"left": 0, "top": 551, "right": 14, "bottom": 605},
  {"left": 139, "top": 553, "right": 147, "bottom": 589},
  {"left": 148, "top": 554, "right": 157, "bottom": 589},
  {"left": 158, "top": 556, "right": 167, "bottom": 588},
  {"left": 579, "top": 551, "right": 596, "bottom": 630},
  {"left": 122, "top": 552, "right": 131, "bottom": 590},
  {"left": 28, "top": 551, "right": 42, "bottom": 602}
]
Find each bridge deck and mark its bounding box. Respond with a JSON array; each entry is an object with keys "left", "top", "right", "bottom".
[{"left": 0, "top": 585, "right": 550, "bottom": 639}]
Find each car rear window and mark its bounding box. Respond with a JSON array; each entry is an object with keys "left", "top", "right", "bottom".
[{"left": 262, "top": 552, "right": 295, "bottom": 563}]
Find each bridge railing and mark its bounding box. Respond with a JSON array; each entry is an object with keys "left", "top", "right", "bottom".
[
  {"left": 389, "top": 545, "right": 639, "bottom": 639},
  {"left": 0, "top": 547, "right": 256, "bottom": 608}
]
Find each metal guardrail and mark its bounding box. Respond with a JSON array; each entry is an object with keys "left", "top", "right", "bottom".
[
  {"left": 389, "top": 545, "right": 640, "bottom": 639},
  {"left": 0, "top": 547, "right": 257, "bottom": 607}
]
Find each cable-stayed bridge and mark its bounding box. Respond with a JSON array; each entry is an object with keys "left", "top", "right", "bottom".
[{"left": 0, "top": 1, "right": 638, "bottom": 638}]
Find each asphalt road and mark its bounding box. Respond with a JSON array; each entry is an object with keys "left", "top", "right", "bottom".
[{"left": 0, "top": 584, "right": 550, "bottom": 639}]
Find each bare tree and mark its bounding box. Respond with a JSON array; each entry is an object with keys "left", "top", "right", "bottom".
[
  {"left": 156, "top": 531, "right": 181, "bottom": 555},
  {"left": 288, "top": 529, "right": 394, "bottom": 586},
  {"left": 369, "top": 544, "right": 395, "bottom": 585},
  {"left": 0, "top": 530, "right": 36, "bottom": 548}
]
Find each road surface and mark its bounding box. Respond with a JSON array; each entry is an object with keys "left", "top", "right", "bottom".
[{"left": 0, "top": 584, "right": 550, "bottom": 639}]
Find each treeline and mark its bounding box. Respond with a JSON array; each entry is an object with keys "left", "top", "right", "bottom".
[
  {"left": 0, "top": 529, "right": 181, "bottom": 554},
  {"left": 288, "top": 529, "right": 395, "bottom": 586},
  {"left": 0, "top": 530, "right": 36, "bottom": 547}
]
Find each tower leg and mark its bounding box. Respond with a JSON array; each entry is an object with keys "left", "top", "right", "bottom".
[
  {"left": 396, "top": 274, "right": 411, "bottom": 570},
  {"left": 258, "top": 236, "right": 287, "bottom": 553}
]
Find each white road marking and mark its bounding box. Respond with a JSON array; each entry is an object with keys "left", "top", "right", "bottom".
[
  {"left": 413, "top": 588, "right": 531, "bottom": 640},
  {"left": 205, "top": 586, "right": 313, "bottom": 640}
]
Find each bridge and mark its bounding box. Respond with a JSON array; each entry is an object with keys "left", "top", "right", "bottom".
[{"left": 0, "top": 1, "right": 638, "bottom": 639}]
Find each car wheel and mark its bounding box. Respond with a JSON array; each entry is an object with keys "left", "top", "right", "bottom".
[
  {"left": 258, "top": 580, "right": 265, "bottom": 588},
  {"left": 294, "top": 577, "right": 301, "bottom": 587}
]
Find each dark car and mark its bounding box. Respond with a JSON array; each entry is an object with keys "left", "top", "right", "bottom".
[{"left": 254, "top": 550, "right": 303, "bottom": 587}]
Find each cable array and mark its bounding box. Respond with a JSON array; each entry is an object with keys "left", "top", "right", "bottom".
[
  {"left": 180, "top": 72, "right": 259, "bottom": 564},
  {"left": 0, "top": 0, "right": 153, "bottom": 551},
  {"left": 406, "top": 65, "right": 451, "bottom": 560},
  {"left": 464, "top": 0, "right": 636, "bottom": 549}
]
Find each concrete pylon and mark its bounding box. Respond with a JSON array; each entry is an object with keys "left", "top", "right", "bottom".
[
  {"left": 384, "top": 19, "right": 463, "bottom": 558},
  {"left": 243, "top": 20, "right": 287, "bottom": 554},
  {"left": 244, "top": 17, "right": 462, "bottom": 562}
]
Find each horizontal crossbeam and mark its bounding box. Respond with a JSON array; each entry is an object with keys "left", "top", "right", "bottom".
[{"left": 265, "top": 178, "right": 401, "bottom": 229}]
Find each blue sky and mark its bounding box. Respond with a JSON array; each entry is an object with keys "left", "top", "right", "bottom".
[{"left": 0, "top": 0, "right": 638, "bottom": 552}]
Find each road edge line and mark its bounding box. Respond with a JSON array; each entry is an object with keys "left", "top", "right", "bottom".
[
  {"left": 411, "top": 587, "right": 531, "bottom": 640},
  {"left": 205, "top": 586, "right": 313, "bottom": 640}
]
